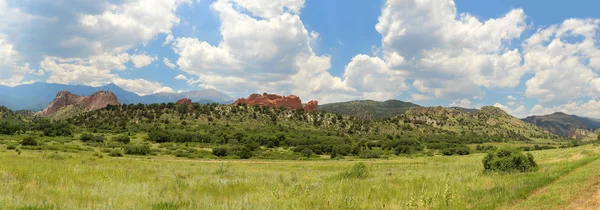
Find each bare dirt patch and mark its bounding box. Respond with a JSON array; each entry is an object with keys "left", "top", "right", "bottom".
[{"left": 566, "top": 182, "right": 600, "bottom": 210}]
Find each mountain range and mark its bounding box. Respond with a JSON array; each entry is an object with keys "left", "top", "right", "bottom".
[
  {"left": 0, "top": 82, "right": 233, "bottom": 111},
  {"left": 522, "top": 112, "right": 600, "bottom": 139}
]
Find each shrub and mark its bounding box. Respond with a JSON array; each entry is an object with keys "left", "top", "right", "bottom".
[
  {"left": 441, "top": 145, "right": 470, "bottom": 156},
  {"left": 359, "top": 149, "right": 383, "bottom": 159},
  {"left": 212, "top": 146, "right": 229, "bottom": 157},
  {"left": 6, "top": 144, "right": 16, "bottom": 150},
  {"left": 80, "top": 133, "right": 105, "bottom": 143},
  {"left": 483, "top": 148, "right": 537, "bottom": 173},
  {"left": 124, "top": 145, "right": 151, "bottom": 155},
  {"left": 112, "top": 135, "right": 131, "bottom": 144},
  {"left": 230, "top": 146, "right": 252, "bottom": 159},
  {"left": 301, "top": 148, "right": 313, "bottom": 158},
  {"left": 109, "top": 149, "right": 124, "bottom": 157},
  {"left": 21, "top": 137, "right": 38, "bottom": 146}
]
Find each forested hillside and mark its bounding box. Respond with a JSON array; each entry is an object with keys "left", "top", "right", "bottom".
[{"left": 318, "top": 100, "right": 420, "bottom": 120}]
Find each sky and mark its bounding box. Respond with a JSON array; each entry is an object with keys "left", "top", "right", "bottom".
[{"left": 1, "top": 0, "right": 600, "bottom": 118}]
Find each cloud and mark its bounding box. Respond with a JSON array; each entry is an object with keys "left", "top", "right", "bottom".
[
  {"left": 523, "top": 18, "right": 600, "bottom": 103},
  {"left": 374, "top": 0, "right": 527, "bottom": 99},
  {"left": 175, "top": 74, "right": 188, "bottom": 80},
  {"left": 163, "top": 33, "right": 175, "bottom": 46},
  {"left": 112, "top": 77, "right": 174, "bottom": 95},
  {"left": 173, "top": 0, "right": 396, "bottom": 103},
  {"left": 450, "top": 98, "right": 472, "bottom": 108},
  {"left": 409, "top": 93, "right": 432, "bottom": 101},
  {"left": 0, "top": 0, "right": 187, "bottom": 92},
  {"left": 342, "top": 54, "right": 408, "bottom": 100},
  {"left": 0, "top": 34, "right": 32, "bottom": 86},
  {"left": 529, "top": 100, "right": 600, "bottom": 118},
  {"left": 78, "top": 0, "right": 190, "bottom": 55},
  {"left": 494, "top": 103, "right": 526, "bottom": 118},
  {"left": 507, "top": 95, "right": 516, "bottom": 100},
  {"left": 131, "top": 54, "right": 156, "bottom": 68},
  {"left": 163, "top": 57, "right": 177, "bottom": 69},
  {"left": 40, "top": 54, "right": 171, "bottom": 95}
]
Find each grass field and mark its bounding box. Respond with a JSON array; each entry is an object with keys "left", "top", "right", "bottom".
[{"left": 1, "top": 144, "right": 600, "bottom": 209}]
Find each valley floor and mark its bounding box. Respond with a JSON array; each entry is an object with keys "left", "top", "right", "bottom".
[{"left": 1, "top": 145, "right": 600, "bottom": 209}]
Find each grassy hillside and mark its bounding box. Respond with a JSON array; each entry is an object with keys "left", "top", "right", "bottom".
[
  {"left": 394, "top": 106, "right": 566, "bottom": 143},
  {"left": 523, "top": 112, "right": 600, "bottom": 139},
  {"left": 318, "top": 99, "right": 420, "bottom": 120}
]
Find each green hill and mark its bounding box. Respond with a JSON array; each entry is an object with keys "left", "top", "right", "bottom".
[
  {"left": 389, "top": 106, "right": 566, "bottom": 143},
  {"left": 522, "top": 112, "right": 600, "bottom": 139},
  {"left": 318, "top": 100, "right": 420, "bottom": 120}
]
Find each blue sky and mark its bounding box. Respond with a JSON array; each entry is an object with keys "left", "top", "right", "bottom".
[{"left": 1, "top": 0, "right": 600, "bottom": 118}]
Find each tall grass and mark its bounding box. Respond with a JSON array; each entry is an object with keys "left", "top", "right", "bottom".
[{"left": 0, "top": 145, "right": 598, "bottom": 209}]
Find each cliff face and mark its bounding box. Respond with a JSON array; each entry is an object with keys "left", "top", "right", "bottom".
[
  {"left": 176, "top": 98, "right": 192, "bottom": 105},
  {"left": 233, "top": 93, "right": 317, "bottom": 112},
  {"left": 304, "top": 100, "right": 318, "bottom": 112},
  {"left": 40, "top": 90, "right": 120, "bottom": 116}
]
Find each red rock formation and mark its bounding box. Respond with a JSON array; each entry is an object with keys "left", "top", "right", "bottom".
[
  {"left": 234, "top": 93, "right": 318, "bottom": 112},
  {"left": 304, "top": 100, "right": 318, "bottom": 112},
  {"left": 41, "top": 90, "right": 120, "bottom": 116},
  {"left": 176, "top": 98, "right": 192, "bottom": 105}
]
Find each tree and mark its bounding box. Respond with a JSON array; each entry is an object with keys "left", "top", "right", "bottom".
[
  {"left": 21, "top": 137, "right": 38, "bottom": 146},
  {"left": 301, "top": 148, "right": 313, "bottom": 158},
  {"left": 212, "top": 147, "right": 229, "bottom": 157}
]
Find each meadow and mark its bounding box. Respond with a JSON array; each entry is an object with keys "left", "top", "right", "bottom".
[{"left": 1, "top": 144, "right": 599, "bottom": 209}]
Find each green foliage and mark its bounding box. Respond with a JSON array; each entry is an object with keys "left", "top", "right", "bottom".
[
  {"left": 112, "top": 135, "right": 130, "bottom": 144},
  {"left": 212, "top": 146, "right": 228, "bottom": 157},
  {"left": 20, "top": 137, "right": 38, "bottom": 146},
  {"left": 109, "top": 149, "right": 124, "bottom": 157},
  {"left": 79, "top": 133, "right": 105, "bottom": 143},
  {"left": 300, "top": 148, "right": 313, "bottom": 158},
  {"left": 441, "top": 145, "right": 470, "bottom": 156},
  {"left": 6, "top": 144, "right": 17, "bottom": 150},
  {"left": 483, "top": 148, "right": 537, "bottom": 173},
  {"left": 359, "top": 149, "right": 383, "bottom": 159},
  {"left": 229, "top": 145, "right": 253, "bottom": 159},
  {"left": 124, "top": 145, "right": 151, "bottom": 155},
  {"left": 31, "top": 119, "right": 73, "bottom": 137},
  {"left": 318, "top": 99, "right": 420, "bottom": 120}
]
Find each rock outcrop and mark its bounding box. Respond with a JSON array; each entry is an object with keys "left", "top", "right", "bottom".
[
  {"left": 176, "top": 98, "right": 192, "bottom": 105},
  {"left": 304, "top": 100, "right": 318, "bottom": 112},
  {"left": 233, "top": 93, "right": 317, "bottom": 112},
  {"left": 41, "top": 90, "right": 120, "bottom": 116}
]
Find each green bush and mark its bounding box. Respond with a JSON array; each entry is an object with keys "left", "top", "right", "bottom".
[
  {"left": 441, "top": 145, "right": 470, "bottom": 156},
  {"left": 109, "top": 149, "right": 124, "bottom": 157},
  {"left": 21, "top": 137, "right": 38, "bottom": 146},
  {"left": 359, "top": 149, "right": 383, "bottom": 159},
  {"left": 230, "top": 145, "right": 252, "bottom": 159},
  {"left": 483, "top": 148, "right": 537, "bottom": 173},
  {"left": 124, "top": 145, "right": 151, "bottom": 155},
  {"left": 7, "top": 144, "right": 17, "bottom": 150},
  {"left": 80, "top": 133, "right": 105, "bottom": 143},
  {"left": 300, "top": 148, "right": 313, "bottom": 158},
  {"left": 212, "top": 146, "right": 229, "bottom": 157},
  {"left": 112, "top": 135, "right": 131, "bottom": 144}
]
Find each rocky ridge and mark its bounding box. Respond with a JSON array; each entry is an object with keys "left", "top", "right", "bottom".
[
  {"left": 233, "top": 93, "right": 318, "bottom": 112},
  {"left": 40, "top": 90, "right": 120, "bottom": 116}
]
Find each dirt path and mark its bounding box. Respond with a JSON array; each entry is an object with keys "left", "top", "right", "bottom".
[
  {"left": 566, "top": 178, "right": 600, "bottom": 210},
  {"left": 526, "top": 156, "right": 596, "bottom": 199}
]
